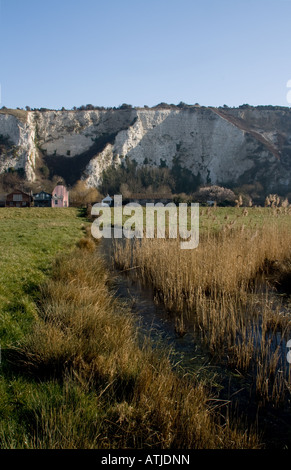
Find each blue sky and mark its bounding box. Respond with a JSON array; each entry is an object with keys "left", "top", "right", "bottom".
[{"left": 1, "top": 0, "right": 291, "bottom": 109}]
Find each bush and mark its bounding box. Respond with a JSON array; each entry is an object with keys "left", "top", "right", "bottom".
[
  {"left": 69, "top": 180, "right": 100, "bottom": 206},
  {"left": 193, "top": 185, "right": 236, "bottom": 205}
]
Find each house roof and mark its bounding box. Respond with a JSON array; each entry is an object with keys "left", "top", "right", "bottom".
[
  {"left": 52, "top": 185, "right": 68, "bottom": 195},
  {"left": 33, "top": 191, "right": 52, "bottom": 197},
  {"left": 102, "top": 194, "right": 113, "bottom": 202},
  {"left": 6, "top": 189, "right": 31, "bottom": 197},
  {"left": 34, "top": 190, "right": 51, "bottom": 194}
]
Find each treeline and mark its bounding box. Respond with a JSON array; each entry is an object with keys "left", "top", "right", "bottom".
[
  {"left": 99, "top": 157, "right": 202, "bottom": 197},
  {"left": 99, "top": 160, "right": 291, "bottom": 206},
  {"left": 2, "top": 103, "right": 290, "bottom": 113},
  {"left": 219, "top": 104, "right": 290, "bottom": 111},
  {"left": 0, "top": 104, "right": 134, "bottom": 113}
]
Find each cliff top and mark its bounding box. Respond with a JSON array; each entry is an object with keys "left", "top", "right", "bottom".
[{"left": 1, "top": 103, "right": 290, "bottom": 115}]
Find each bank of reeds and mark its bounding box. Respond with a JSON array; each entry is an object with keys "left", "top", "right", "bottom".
[
  {"left": 112, "top": 215, "right": 291, "bottom": 405},
  {"left": 7, "top": 242, "right": 259, "bottom": 449}
]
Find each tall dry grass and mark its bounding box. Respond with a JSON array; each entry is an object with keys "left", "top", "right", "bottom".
[
  {"left": 112, "top": 215, "right": 291, "bottom": 405},
  {"left": 8, "top": 241, "right": 259, "bottom": 448}
]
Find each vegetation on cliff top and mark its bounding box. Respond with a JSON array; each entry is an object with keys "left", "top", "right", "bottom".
[{"left": 2, "top": 103, "right": 290, "bottom": 113}]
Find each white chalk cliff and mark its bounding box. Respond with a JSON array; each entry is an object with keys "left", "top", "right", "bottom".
[
  {"left": 0, "top": 105, "right": 290, "bottom": 193},
  {"left": 0, "top": 112, "right": 36, "bottom": 181}
]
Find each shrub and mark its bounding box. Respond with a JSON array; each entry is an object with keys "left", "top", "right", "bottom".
[{"left": 193, "top": 185, "right": 236, "bottom": 205}]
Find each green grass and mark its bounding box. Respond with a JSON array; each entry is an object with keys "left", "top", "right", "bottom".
[
  {"left": 198, "top": 206, "right": 291, "bottom": 233},
  {"left": 0, "top": 207, "right": 88, "bottom": 448},
  {"left": 0, "top": 208, "right": 86, "bottom": 347}
]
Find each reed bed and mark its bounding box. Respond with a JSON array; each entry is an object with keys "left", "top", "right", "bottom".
[{"left": 112, "top": 209, "right": 291, "bottom": 405}]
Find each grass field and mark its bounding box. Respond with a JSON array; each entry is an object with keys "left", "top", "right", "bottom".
[
  {"left": 94, "top": 204, "right": 291, "bottom": 237},
  {"left": 0, "top": 208, "right": 86, "bottom": 347},
  {"left": 0, "top": 207, "right": 259, "bottom": 449}
]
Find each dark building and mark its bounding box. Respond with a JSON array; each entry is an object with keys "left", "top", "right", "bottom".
[
  {"left": 33, "top": 191, "right": 52, "bottom": 207},
  {"left": 6, "top": 190, "right": 33, "bottom": 207}
]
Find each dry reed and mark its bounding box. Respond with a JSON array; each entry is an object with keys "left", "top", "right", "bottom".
[{"left": 112, "top": 213, "right": 291, "bottom": 405}]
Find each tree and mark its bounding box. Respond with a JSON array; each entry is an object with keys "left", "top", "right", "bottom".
[
  {"left": 70, "top": 180, "right": 100, "bottom": 206},
  {"left": 0, "top": 169, "right": 25, "bottom": 192},
  {"left": 119, "top": 103, "right": 132, "bottom": 110},
  {"left": 177, "top": 101, "right": 187, "bottom": 108}
]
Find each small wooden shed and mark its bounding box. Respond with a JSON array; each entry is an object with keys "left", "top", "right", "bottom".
[{"left": 6, "top": 190, "right": 32, "bottom": 207}]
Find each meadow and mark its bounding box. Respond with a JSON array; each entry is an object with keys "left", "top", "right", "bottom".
[
  {"left": 0, "top": 207, "right": 259, "bottom": 449},
  {"left": 0, "top": 207, "right": 85, "bottom": 347}
]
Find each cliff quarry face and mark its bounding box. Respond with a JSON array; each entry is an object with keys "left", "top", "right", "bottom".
[
  {"left": 0, "top": 106, "right": 290, "bottom": 194},
  {"left": 0, "top": 112, "right": 36, "bottom": 181}
]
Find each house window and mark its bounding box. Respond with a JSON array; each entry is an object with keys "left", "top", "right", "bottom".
[
  {"left": 13, "top": 194, "right": 23, "bottom": 202},
  {"left": 22, "top": 202, "right": 26, "bottom": 206},
  {"left": 55, "top": 200, "right": 58, "bottom": 205}
]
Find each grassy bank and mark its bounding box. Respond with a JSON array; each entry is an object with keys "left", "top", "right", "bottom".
[
  {"left": 0, "top": 208, "right": 85, "bottom": 347},
  {"left": 0, "top": 208, "right": 259, "bottom": 448},
  {"left": 0, "top": 208, "right": 86, "bottom": 446}
]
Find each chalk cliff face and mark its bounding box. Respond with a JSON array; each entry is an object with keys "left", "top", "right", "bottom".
[
  {"left": 0, "top": 112, "right": 36, "bottom": 181},
  {"left": 0, "top": 106, "right": 290, "bottom": 194}
]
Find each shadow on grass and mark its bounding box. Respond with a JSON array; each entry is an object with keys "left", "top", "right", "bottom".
[{"left": 77, "top": 207, "right": 88, "bottom": 219}]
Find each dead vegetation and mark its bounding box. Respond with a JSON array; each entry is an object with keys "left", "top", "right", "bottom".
[{"left": 112, "top": 208, "right": 291, "bottom": 406}]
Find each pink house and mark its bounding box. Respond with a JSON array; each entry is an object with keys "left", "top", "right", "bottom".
[{"left": 51, "top": 185, "right": 69, "bottom": 208}]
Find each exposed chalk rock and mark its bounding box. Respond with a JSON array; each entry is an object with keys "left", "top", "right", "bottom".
[{"left": 0, "top": 106, "right": 290, "bottom": 193}]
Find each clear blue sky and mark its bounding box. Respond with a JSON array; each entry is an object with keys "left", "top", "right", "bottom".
[{"left": 1, "top": 0, "right": 291, "bottom": 109}]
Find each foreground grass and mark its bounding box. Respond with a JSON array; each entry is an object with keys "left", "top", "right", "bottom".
[
  {"left": 0, "top": 208, "right": 85, "bottom": 347},
  {"left": 0, "top": 208, "right": 259, "bottom": 448},
  {"left": 6, "top": 249, "right": 258, "bottom": 448}
]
